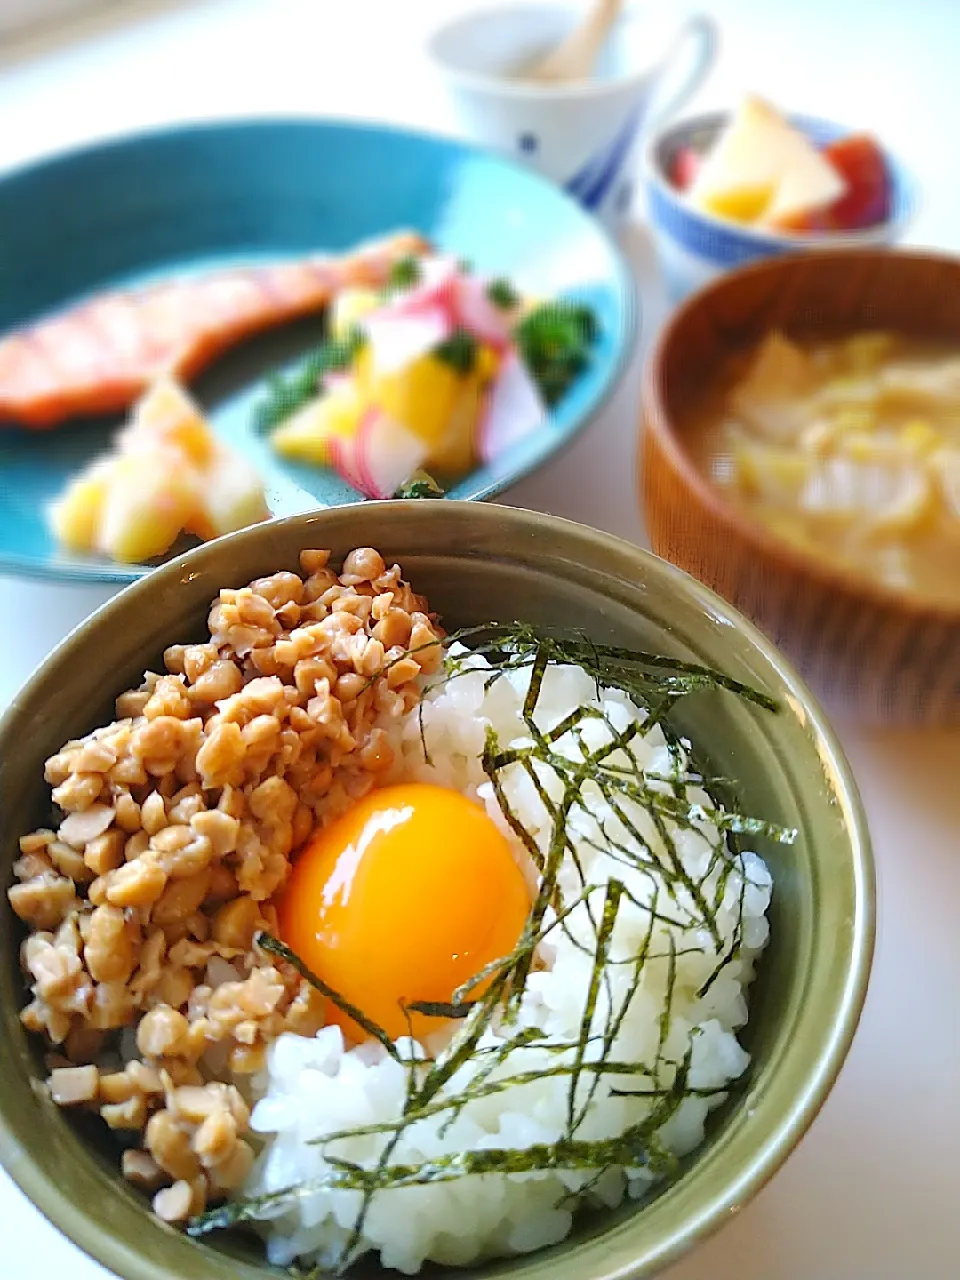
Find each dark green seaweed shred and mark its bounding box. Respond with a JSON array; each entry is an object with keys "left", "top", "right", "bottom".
[
  {"left": 255, "top": 327, "right": 364, "bottom": 431},
  {"left": 395, "top": 471, "right": 446, "bottom": 500},
  {"left": 433, "top": 327, "right": 479, "bottom": 375},
  {"left": 254, "top": 278, "right": 600, "bottom": 446},
  {"left": 189, "top": 1045, "right": 695, "bottom": 1243},
  {"left": 388, "top": 255, "right": 423, "bottom": 290},
  {"left": 189, "top": 623, "right": 794, "bottom": 1269},
  {"left": 404, "top": 999, "right": 476, "bottom": 1020},
  {"left": 514, "top": 301, "right": 600, "bottom": 406},
  {"left": 255, "top": 933, "right": 400, "bottom": 1062},
  {"left": 486, "top": 277, "right": 520, "bottom": 310}
]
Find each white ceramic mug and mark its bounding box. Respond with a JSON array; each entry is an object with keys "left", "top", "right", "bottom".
[{"left": 428, "top": 3, "right": 719, "bottom": 233}]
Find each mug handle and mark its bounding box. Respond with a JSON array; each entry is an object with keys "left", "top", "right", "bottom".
[{"left": 648, "top": 13, "right": 719, "bottom": 126}]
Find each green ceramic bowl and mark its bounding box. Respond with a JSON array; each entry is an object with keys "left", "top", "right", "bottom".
[{"left": 0, "top": 502, "right": 874, "bottom": 1280}]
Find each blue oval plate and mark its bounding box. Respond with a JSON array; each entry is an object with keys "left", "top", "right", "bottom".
[{"left": 0, "top": 118, "right": 636, "bottom": 583}]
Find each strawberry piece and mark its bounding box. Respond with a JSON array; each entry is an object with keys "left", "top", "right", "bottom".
[
  {"left": 819, "top": 134, "right": 891, "bottom": 230},
  {"left": 669, "top": 145, "right": 702, "bottom": 192}
]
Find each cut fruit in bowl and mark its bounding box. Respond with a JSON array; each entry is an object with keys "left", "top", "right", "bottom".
[
  {"left": 686, "top": 97, "right": 844, "bottom": 229},
  {"left": 642, "top": 103, "right": 918, "bottom": 299}
]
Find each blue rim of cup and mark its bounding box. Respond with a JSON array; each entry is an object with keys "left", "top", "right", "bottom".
[{"left": 642, "top": 111, "right": 920, "bottom": 265}]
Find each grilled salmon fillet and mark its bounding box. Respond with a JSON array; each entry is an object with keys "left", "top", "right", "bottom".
[{"left": 0, "top": 230, "right": 430, "bottom": 429}]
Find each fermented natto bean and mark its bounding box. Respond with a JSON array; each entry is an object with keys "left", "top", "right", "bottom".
[
  {"left": 340, "top": 547, "right": 386, "bottom": 584},
  {"left": 10, "top": 545, "right": 445, "bottom": 1224},
  {"left": 105, "top": 857, "right": 167, "bottom": 909},
  {"left": 137, "top": 1005, "right": 189, "bottom": 1058},
  {"left": 48, "top": 1064, "right": 99, "bottom": 1105}
]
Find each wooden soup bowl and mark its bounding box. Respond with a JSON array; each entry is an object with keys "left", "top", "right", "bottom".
[{"left": 642, "top": 248, "right": 960, "bottom": 725}]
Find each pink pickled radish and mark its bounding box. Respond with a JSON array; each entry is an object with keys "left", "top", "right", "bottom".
[
  {"left": 364, "top": 306, "right": 453, "bottom": 377},
  {"left": 453, "top": 275, "right": 512, "bottom": 351},
  {"left": 350, "top": 407, "right": 428, "bottom": 499},
  {"left": 477, "top": 350, "right": 547, "bottom": 464},
  {"left": 328, "top": 432, "right": 367, "bottom": 494}
]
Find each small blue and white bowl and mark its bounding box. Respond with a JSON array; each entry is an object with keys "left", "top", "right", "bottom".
[{"left": 643, "top": 111, "right": 920, "bottom": 299}]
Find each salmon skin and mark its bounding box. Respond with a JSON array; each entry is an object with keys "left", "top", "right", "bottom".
[{"left": 0, "top": 230, "right": 430, "bottom": 429}]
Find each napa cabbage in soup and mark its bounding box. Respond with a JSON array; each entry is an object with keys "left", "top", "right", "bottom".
[{"left": 694, "top": 330, "right": 960, "bottom": 607}]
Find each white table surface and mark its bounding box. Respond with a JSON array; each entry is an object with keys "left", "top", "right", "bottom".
[{"left": 1, "top": 2, "right": 958, "bottom": 1278}]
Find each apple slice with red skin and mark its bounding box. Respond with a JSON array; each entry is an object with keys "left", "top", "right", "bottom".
[{"left": 772, "top": 134, "right": 891, "bottom": 232}]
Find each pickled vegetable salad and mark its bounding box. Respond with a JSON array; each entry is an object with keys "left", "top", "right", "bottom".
[{"left": 261, "top": 256, "right": 599, "bottom": 498}]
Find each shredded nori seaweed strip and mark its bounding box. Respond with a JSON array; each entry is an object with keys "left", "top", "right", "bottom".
[
  {"left": 189, "top": 624, "right": 795, "bottom": 1270},
  {"left": 191, "top": 1047, "right": 695, "bottom": 1239},
  {"left": 256, "top": 934, "right": 401, "bottom": 1062}
]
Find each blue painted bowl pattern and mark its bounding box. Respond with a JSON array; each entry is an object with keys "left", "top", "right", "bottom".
[
  {"left": 646, "top": 113, "right": 919, "bottom": 268},
  {"left": 563, "top": 105, "right": 645, "bottom": 215}
]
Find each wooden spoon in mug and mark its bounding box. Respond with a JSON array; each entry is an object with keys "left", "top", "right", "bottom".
[{"left": 524, "top": 0, "right": 625, "bottom": 83}]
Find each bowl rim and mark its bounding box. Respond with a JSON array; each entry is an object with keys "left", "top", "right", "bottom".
[
  {"left": 0, "top": 501, "right": 876, "bottom": 1280},
  {"left": 0, "top": 114, "right": 638, "bottom": 586},
  {"left": 640, "top": 107, "right": 920, "bottom": 248},
  {"left": 426, "top": 0, "right": 663, "bottom": 101},
  {"left": 643, "top": 246, "right": 960, "bottom": 623}
]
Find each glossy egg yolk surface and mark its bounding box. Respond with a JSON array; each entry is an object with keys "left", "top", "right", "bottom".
[{"left": 277, "top": 782, "right": 530, "bottom": 1042}]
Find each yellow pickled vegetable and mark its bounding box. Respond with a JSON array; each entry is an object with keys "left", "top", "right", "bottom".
[
  {"left": 271, "top": 383, "right": 366, "bottom": 465},
  {"left": 428, "top": 379, "right": 485, "bottom": 475},
  {"left": 357, "top": 346, "right": 462, "bottom": 447},
  {"left": 475, "top": 344, "right": 500, "bottom": 381},
  {"left": 354, "top": 342, "right": 499, "bottom": 473},
  {"left": 272, "top": 337, "right": 499, "bottom": 479}
]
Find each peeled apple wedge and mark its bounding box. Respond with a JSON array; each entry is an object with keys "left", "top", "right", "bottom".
[
  {"left": 49, "top": 376, "right": 268, "bottom": 562},
  {"left": 760, "top": 135, "right": 847, "bottom": 227},
  {"left": 198, "top": 453, "right": 271, "bottom": 538},
  {"left": 128, "top": 375, "right": 216, "bottom": 464},
  {"left": 96, "top": 451, "right": 202, "bottom": 563},
  {"left": 50, "top": 464, "right": 112, "bottom": 552},
  {"left": 689, "top": 96, "right": 846, "bottom": 227},
  {"left": 688, "top": 97, "right": 784, "bottom": 213}
]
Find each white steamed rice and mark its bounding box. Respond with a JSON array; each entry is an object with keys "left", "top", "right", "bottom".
[{"left": 238, "top": 647, "right": 773, "bottom": 1274}]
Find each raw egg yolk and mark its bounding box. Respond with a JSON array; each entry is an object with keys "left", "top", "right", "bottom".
[{"left": 277, "top": 782, "right": 530, "bottom": 1043}]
